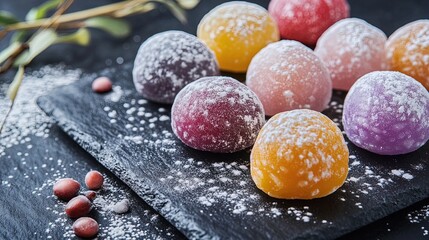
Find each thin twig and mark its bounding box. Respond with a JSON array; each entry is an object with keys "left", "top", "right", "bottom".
[
  {"left": 2, "top": 0, "right": 149, "bottom": 32},
  {"left": 42, "top": 0, "right": 75, "bottom": 29},
  {"left": 0, "top": 43, "right": 28, "bottom": 74},
  {"left": 0, "top": 100, "right": 15, "bottom": 134}
]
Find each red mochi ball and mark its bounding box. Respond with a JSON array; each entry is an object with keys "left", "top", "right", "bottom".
[
  {"left": 268, "top": 0, "right": 349, "bottom": 46},
  {"left": 171, "top": 76, "right": 265, "bottom": 153}
]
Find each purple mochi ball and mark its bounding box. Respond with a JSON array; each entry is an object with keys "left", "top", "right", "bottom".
[
  {"left": 343, "top": 71, "right": 429, "bottom": 155},
  {"left": 132, "top": 30, "right": 219, "bottom": 104},
  {"left": 171, "top": 76, "right": 265, "bottom": 153}
]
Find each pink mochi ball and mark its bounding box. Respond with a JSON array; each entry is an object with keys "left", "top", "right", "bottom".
[
  {"left": 343, "top": 71, "right": 429, "bottom": 155},
  {"left": 171, "top": 76, "right": 265, "bottom": 153},
  {"left": 246, "top": 40, "right": 332, "bottom": 116},
  {"left": 315, "top": 18, "right": 387, "bottom": 91},
  {"left": 268, "top": 0, "right": 349, "bottom": 46}
]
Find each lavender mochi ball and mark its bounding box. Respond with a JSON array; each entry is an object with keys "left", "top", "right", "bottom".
[
  {"left": 132, "top": 31, "right": 219, "bottom": 104},
  {"left": 343, "top": 71, "right": 429, "bottom": 155},
  {"left": 171, "top": 76, "right": 265, "bottom": 153}
]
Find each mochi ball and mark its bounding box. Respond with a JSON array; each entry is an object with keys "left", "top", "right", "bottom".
[
  {"left": 251, "top": 109, "right": 349, "bottom": 199},
  {"left": 386, "top": 20, "right": 429, "bottom": 90},
  {"left": 315, "top": 18, "right": 387, "bottom": 91},
  {"left": 246, "top": 40, "right": 332, "bottom": 116},
  {"left": 197, "top": 1, "right": 279, "bottom": 73},
  {"left": 133, "top": 30, "right": 219, "bottom": 104},
  {"left": 171, "top": 76, "right": 265, "bottom": 153},
  {"left": 268, "top": 0, "right": 349, "bottom": 46},
  {"left": 343, "top": 71, "right": 429, "bottom": 155}
]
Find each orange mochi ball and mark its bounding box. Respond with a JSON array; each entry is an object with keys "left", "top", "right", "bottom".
[
  {"left": 197, "top": 1, "right": 279, "bottom": 73},
  {"left": 251, "top": 109, "right": 349, "bottom": 199},
  {"left": 386, "top": 20, "right": 429, "bottom": 89},
  {"left": 315, "top": 18, "right": 387, "bottom": 91},
  {"left": 246, "top": 40, "right": 332, "bottom": 116}
]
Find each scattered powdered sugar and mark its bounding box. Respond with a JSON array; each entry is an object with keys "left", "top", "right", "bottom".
[
  {"left": 103, "top": 96, "right": 177, "bottom": 153},
  {"left": 408, "top": 205, "right": 429, "bottom": 236},
  {"left": 160, "top": 158, "right": 321, "bottom": 223},
  {"left": 390, "top": 169, "right": 414, "bottom": 180},
  {"left": 106, "top": 85, "right": 125, "bottom": 103},
  {"left": 37, "top": 174, "right": 176, "bottom": 239},
  {"left": 110, "top": 199, "right": 130, "bottom": 214},
  {"left": 0, "top": 65, "right": 81, "bottom": 155}
]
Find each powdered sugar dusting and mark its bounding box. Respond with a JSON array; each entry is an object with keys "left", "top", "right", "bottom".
[
  {"left": 386, "top": 20, "right": 429, "bottom": 85},
  {"left": 343, "top": 71, "right": 429, "bottom": 155},
  {"left": 268, "top": 0, "right": 349, "bottom": 45},
  {"left": 315, "top": 18, "right": 387, "bottom": 90},
  {"left": 246, "top": 40, "right": 332, "bottom": 115},
  {"left": 251, "top": 109, "right": 348, "bottom": 198},
  {"left": 0, "top": 65, "right": 81, "bottom": 155},
  {"left": 198, "top": 1, "right": 277, "bottom": 44},
  {"left": 133, "top": 30, "right": 219, "bottom": 103},
  {"left": 171, "top": 76, "right": 265, "bottom": 153}
]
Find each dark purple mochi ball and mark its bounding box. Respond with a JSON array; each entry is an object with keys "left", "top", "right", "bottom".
[
  {"left": 171, "top": 76, "right": 265, "bottom": 153},
  {"left": 343, "top": 71, "right": 429, "bottom": 155},
  {"left": 132, "top": 30, "right": 219, "bottom": 104}
]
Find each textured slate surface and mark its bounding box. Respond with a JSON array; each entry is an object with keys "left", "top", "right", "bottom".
[
  {"left": 1, "top": 0, "right": 428, "bottom": 239},
  {"left": 0, "top": 124, "right": 184, "bottom": 240},
  {"left": 38, "top": 64, "right": 429, "bottom": 239}
]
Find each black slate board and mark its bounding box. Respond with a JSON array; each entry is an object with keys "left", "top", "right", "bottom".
[
  {"left": 2, "top": 0, "right": 429, "bottom": 239},
  {"left": 37, "top": 62, "right": 429, "bottom": 239}
]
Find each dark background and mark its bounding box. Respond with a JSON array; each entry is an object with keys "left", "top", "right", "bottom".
[{"left": 1, "top": 0, "right": 429, "bottom": 239}]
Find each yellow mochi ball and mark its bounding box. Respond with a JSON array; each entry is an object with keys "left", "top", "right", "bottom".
[
  {"left": 197, "top": 1, "right": 280, "bottom": 73},
  {"left": 251, "top": 109, "right": 349, "bottom": 200}
]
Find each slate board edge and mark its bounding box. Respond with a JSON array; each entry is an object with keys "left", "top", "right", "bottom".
[
  {"left": 36, "top": 85, "right": 429, "bottom": 240},
  {"left": 36, "top": 95, "right": 219, "bottom": 240}
]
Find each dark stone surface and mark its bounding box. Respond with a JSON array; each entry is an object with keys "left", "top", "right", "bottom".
[
  {"left": 0, "top": 124, "right": 185, "bottom": 239},
  {"left": 2, "top": 0, "right": 429, "bottom": 239},
  {"left": 38, "top": 68, "right": 429, "bottom": 239}
]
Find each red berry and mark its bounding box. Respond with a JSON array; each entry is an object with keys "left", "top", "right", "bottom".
[
  {"left": 85, "top": 171, "right": 104, "bottom": 190},
  {"left": 53, "top": 178, "right": 80, "bottom": 201},
  {"left": 65, "top": 196, "right": 93, "bottom": 218},
  {"left": 92, "top": 77, "right": 112, "bottom": 93},
  {"left": 83, "top": 191, "right": 97, "bottom": 202},
  {"left": 73, "top": 217, "right": 99, "bottom": 238}
]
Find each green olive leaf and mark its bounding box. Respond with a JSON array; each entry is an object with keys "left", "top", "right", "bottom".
[
  {"left": 176, "top": 0, "right": 200, "bottom": 9},
  {"left": 152, "top": 0, "right": 187, "bottom": 24},
  {"left": 55, "top": 28, "right": 91, "bottom": 46},
  {"left": 14, "top": 29, "right": 58, "bottom": 66},
  {"left": 84, "top": 17, "right": 130, "bottom": 38},
  {"left": 163, "top": 0, "right": 187, "bottom": 24},
  {"left": 26, "top": 0, "right": 64, "bottom": 21},
  {"left": 7, "top": 65, "right": 25, "bottom": 101},
  {"left": 0, "top": 10, "right": 19, "bottom": 26},
  {"left": 10, "top": 30, "right": 28, "bottom": 43},
  {"left": 0, "top": 42, "right": 21, "bottom": 65}
]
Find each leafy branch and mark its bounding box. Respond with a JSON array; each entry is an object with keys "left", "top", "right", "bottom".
[{"left": 0, "top": 0, "right": 200, "bottom": 133}]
